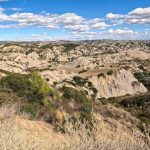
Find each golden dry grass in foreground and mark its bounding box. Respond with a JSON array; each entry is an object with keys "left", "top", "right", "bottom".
[{"left": 0, "top": 104, "right": 149, "bottom": 150}]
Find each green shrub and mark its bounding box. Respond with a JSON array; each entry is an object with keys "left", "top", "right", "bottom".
[
  {"left": 87, "top": 81, "right": 92, "bottom": 87},
  {"left": 22, "top": 103, "right": 38, "bottom": 120},
  {"left": 78, "top": 69, "right": 88, "bottom": 74},
  {"left": 28, "top": 71, "right": 52, "bottom": 101},
  {"left": 91, "top": 87, "right": 98, "bottom": 94},
  {"left": 63, "top": 80, "right": 76, "bottom": 87},
  {"left": 97, "top": 73, "right": 105, "bottom": 78},
  {"left": 87, "top": 81, "right": 97, "bottom": 93},
  {"left": 61, "top": 86, "right": 88, "bottom": 102},
  {"left": 40, "top": 44, "right": 53, "bottom": 49},
  {"left": 62, "top": 43, "right": 79, "bottom": 52},
  {"left": 98, "top": 97, "right": 108, "bottom": 105},
  {"left": 138, "top": 114, "right": 150, "bottom": 124},
  {"left": 73, "top": 76, "right": 87, "bottom": 87},
  {"left": 76, "top": 65, "right": 81, "bottom": 68},
  {"left": 134, "top": 71, "right": 150, "bottom": 90},
  {"left": 79, "top": 111, "right": 93, "bottom": 126},
  {"left": 123, "top": 66, "right": 130, "bottom": 70},
  {"left": 0, "top": 72, "right": 52, "bottom": 104},
  {"left": 0, "top": 73, "right": 31, "bottom": 97},
  {"left": 80, "top": 102, "right": 93, "bottom": 114},
  {"left": 0, "top": 89, "right": 19, "bottom": 105},
  {"left": 107, "top": 70, "right": 113, "bottom": 75},
  {"left": 139, "top": 65, "right": 147, "bottom": 71},
  {"left": 120, "top": 98, "right": 145, "bottom": 107}
]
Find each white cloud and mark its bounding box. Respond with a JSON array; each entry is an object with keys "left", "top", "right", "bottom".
[
  {"left": 0, "top": 8, "right": 110, "bottom": 32},
  {"left": 65, "top": 24, "right": 91, "bottom": 32},
  {"left": 106, "top": 7, "right": 150, "bottom": 25},
  {"left": 127, "top": 7, "right": 150, "bottom": 24},
  {"left": 57, "top": 13, "right": 84, "bottom": 25},
  {"left": 108, "top": 29, "right": 137, "bottom": 34},
  {"left": 0, "top": 6, "right": 149, "bottom": 40},
  {"left": 11, "top": 8, "right": 22, "bottom": 11},
  {"left": 128, "top": 7, "right": 150, "bottom": 15},
  {"left": 91, "top": 22, "right": 109, "bottom": 29},
  {"left": 106, "top": 13, "right": 124, "bottom": 19}
]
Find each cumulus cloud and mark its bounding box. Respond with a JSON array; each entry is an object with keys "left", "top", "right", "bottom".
[
  {"left": 106, "top": 13, "right": 125, "bottom": 26},
  {"left": 106, "top": 7, "right": 150, "bottom": 25},
  {"left": 57, "top": 13, "right": 84, "bottom": 25},
  {"left": 127, "top": 7, "right": 150, "bottom": 24},
  {"left": 106, "top": 13, "right": 124, "bottom": 19},
  {"left": 108, "top": 29, "right": 137, "bottom": 35},
  {"left": 65, "top": 24, "right": 91, "bottom": 32},
  {"left": 0, "top": 7, "right": 110, "bottom": 32},
  {"left": 91, "top": 22, "right": 109, "bottom": 29},
  {"left": 0, "top": 6, "right": 149, "bottom": 40}
]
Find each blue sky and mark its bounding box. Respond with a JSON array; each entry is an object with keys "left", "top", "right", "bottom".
[{"left": 0, "top": 0, "right": 150, "bottom": 41}]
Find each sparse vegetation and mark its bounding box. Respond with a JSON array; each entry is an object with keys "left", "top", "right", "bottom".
[
  {"left": 0, "top": 104, "right": 149, "bottom": 150},
  {"left": 107, "top": 70, "right": 113, "bottom": 75},
  {"left": 79, "top": 102, "right": 93, "bottom": 113},
  {"left": 97, "top": 73, "right": 105, "bottom": 78},
  {"left": 73, "top": 76, "right": 87, "bottom": 87},
  {"left": 40, "top": 44, "right": 53, "bottom": 49},
  {"left": 134, "top": 71, "right": 150, "bottom": 90},
  {"left": 0, "top": 41, "right": 150, "bottom": 149},
  {"left": 78, "top": 69, "right": 88, "bottom": 73},
  {"left": 62, "top": 43, "right": 79, "bottom": 52},
  {"left": 104, "top": 93, "right": 150, "bottom": 129},
  {"left": 61, "top": 86, "right": 88, "bottom": 102}
]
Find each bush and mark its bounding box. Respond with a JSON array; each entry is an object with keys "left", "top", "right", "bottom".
[
  {"left": 87, "top": 81, "right": 97, "bottom": 93},
  {"left": 22, "top": 103, "right": 38, "bottom": 120},
  {"left": 78, "top": 69, "right": 88, "bottom": 73},
  {"left": 123, "top": 66, "right": 130, "bottom": 70},
  {"left": 139, "top": 65, "right": 147, "bottom": 71},
  {"left": 0, "top": 72, "right": 52, "bottom": 104},
  {"left": 107, "top": 70, "right": 113, "bottom": 75},
  {"left": 138, "top": 114, "right": 150, "bottom": 124},
  {"left": 28, "top": 71, "right": 52, "bottom": 102},
  {"left": 61, "top": 86, "right": 88, "bottom": 102},
  {"left": 120, "top": 98, "right": 145, "bottom": 107},
  {"left": 98, "top": 97, "right": 108, "bottom": 105},
  {"left": 0, "top": 73, "right": 31, "bottom": 97},
  {"left": 80, "top": 102, "right": 93, "bottom": 114},
  {"left": 134, "top": 71, "right": 150, "bottom": 90},
  {"left": 40, "top": 44, "right": 53, "bottom": 49},
  {"left": 97, "top": 73, "right": 105, "bottom": 78},
  {"left": 62, "top": 43, "right": 79, "bottom": 52},
  {"left": 0, "top": 89, "right": 20, "bottom": 105},
  {"left": 73, "top": 76, "right": 87, "bottom": 87}
]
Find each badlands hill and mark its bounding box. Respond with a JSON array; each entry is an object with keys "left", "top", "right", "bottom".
[
  {"left": 0, "top": 40, "right": 150, "bottom": 149},
  {"left": 0, "top": 40, "right": 149, "bottom": 98}
]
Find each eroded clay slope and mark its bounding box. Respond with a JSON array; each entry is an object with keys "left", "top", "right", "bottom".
[{"left": 88, "top": 69, "right": 147, "bottom": 98}]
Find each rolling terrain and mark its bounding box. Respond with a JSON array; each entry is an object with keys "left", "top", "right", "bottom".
[{"left": 0, "top": 40, "right": 150, "bottom": 150}]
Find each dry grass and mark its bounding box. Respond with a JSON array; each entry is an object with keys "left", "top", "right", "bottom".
[
  {"left": 0, "top": 104, "right": 149, "bottom": 150},
  {"left": 0, "top": 104, "right": 65, "bottom": 150},
  {"left": 62, "top": 114, "right": 150, "bottom": 150}
]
